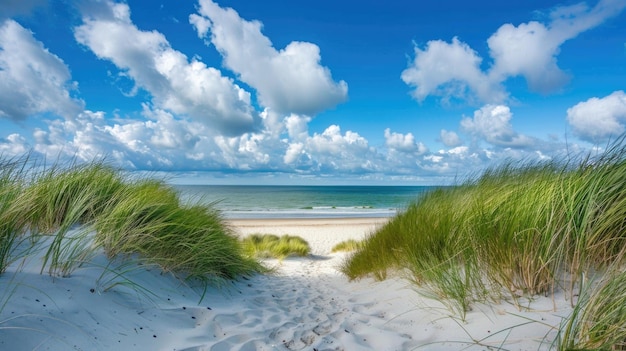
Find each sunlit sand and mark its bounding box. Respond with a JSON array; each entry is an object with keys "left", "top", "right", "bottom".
[{"left": 0, "top": 217, "right": 570, "bottom": 350}]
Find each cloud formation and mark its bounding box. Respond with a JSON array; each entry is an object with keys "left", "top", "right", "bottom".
[
  {"left": 402, "top": 0, "right": 626, "bottom": 104},
  {"left": 401, "top": 38, "right": 504, "bottom": 104},
  {"left": 0, "top": 20, "right": 83, "bottom": 120},
  {"left": 567, "top": 90, "right": 626, "bottom": 143},
  {"left": 461, "top": 105, "right": 534, "bottom": 148},
  {"left": 190, "top": 0, "right": 348, "bottom": 116},
  {"left": 74, "top": 1, "right": 257, "bottom": 135},
  {"left": 440, "top": 130, "right": 462, "bottom": 147},
  {"left": 0, "top": 1, "right": 610, "bottom": 184},
  {"left": 384, "top": 128, "right": 428, "bottom": 154}
]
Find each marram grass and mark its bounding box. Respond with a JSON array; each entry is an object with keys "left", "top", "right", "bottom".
[
  {"left": 0, "top": 156, "right": 30, "bottom": 273},
  {"left": 558, "top": 266, "right": 626, "bottom": 350},
  {"left": 0, "top": 157, "right": 263, "bottom": 285},
  {"left": 241, "top": 234, "right": 311, "bottom": 259},
  {"left": 343, "top": 137, "right": 626, "bottom": 340},
  {"left": 331, "top": 239, "right": 363, "bottom": 253}
]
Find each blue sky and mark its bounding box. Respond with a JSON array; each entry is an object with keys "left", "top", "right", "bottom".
[{"left": 1, "top": 0, "right": 625, "bottom": 184}]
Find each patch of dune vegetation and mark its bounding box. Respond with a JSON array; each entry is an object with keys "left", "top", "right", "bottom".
[
  {"left": 331, "top": 239, "right": 363, "bottom": 253},
  {"left": 241, "top": 234, "right": 311, "bottom": 259},
  {"left": 0, "top": 157, "right": 262, "bottom": 285},
  {"left": 343, "top": 138, "right": 626, "bottom": 349}
]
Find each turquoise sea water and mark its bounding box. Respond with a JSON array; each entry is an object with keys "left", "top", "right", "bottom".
[{"left": 174, "top": 185, "right": 436, "bottom": 219}]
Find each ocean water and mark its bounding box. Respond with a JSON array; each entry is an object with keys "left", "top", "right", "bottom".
[{"left": 174, "top": 185, "right": 436, "bottom": 219}]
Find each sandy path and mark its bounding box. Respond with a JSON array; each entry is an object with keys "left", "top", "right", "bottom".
[{"left": 190, "top": 217, "right": 424, "bottom": 350}]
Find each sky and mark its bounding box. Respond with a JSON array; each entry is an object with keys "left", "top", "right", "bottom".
[{"left": 1, "top": 0, "right": 625, "bottom": 185}]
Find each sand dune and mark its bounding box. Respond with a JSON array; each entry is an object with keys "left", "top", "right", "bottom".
[{"left": 0, "top": 218, "right": 569, "bottom": 350}]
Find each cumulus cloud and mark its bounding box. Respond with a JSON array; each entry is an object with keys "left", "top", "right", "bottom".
[
  {"left": 284, "top": 114, "right": 311, "bottom": 141},
  {"left": 0, "top": 20, "right": 83, "bottom": 120},
  {"left": 461, "top": 105, "right": 535, "bottom": 148},
  {"left": 486, "top": 21, "right": 569, "bottom": 93},
  {"left": 567, "top": 91, "right": 626, "bottom": 143},
  {"left": 403, "top": 0, "right": 626, "bottom": 104},
  {"left": 283, "top": 142, "right": 305, "bottom": 165},
  {"left": 306, "top": 125, "right": 377, "bottom": 172},
  {"left": 384, "top": 128, "right": 428, "bottom": 154},
  {"left": 190, "top": 0, "right": 348, "bottom": 115},
  {"left": 0, "top": 133, "right": 30, "bottom": 155},
  {"left": 74, "top": 1, "right": 257, "bottom": 135},
  {"left": 401, "top": 38, "right": 505, "bottom": 104},
  {"left": 12, "top": 104, "right": 224, "bottom": 170},
  {"left": 440, "top": 130, "right": 462, "bottom": 147},
  {"left": 276, "top": 124, "right": 381, "bottom": 173}
]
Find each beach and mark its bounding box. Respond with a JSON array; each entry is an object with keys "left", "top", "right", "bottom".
[{"left": 1, "top": 217, "right": 569, "bottom": 350}]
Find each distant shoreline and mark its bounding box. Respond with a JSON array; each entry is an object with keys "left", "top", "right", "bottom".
[
  {"left": 228, "top": 216, "right": 390, "bottom": 228},
  {"left": 175, "top": 184, "right": 430, "bottom": 219},
  {"left": 221, "top": 211, "right": 397, "bottom": 220}
]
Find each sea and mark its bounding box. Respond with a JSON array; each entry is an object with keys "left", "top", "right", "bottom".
[{"left": 174, "top": 185, "right": 437, "bottom": 219}]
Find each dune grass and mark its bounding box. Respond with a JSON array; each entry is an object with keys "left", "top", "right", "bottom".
[
  {"left": 558, "top": 266, "right": 626, "bottom": 350},
  {"left": 0, "top": 157, "right": 263, "bottom": 286},
  {"left": 0, "top": 156, "right": 30, "bottom": 274},
  {"left": 342, "top": 137, "right": 626, "bottom": 344},
  {"left": 331, "top": 239, "right": 363, "bottom": 253},
  {"left": 241, "top": 234, "right": 311, "bottom": 259}
]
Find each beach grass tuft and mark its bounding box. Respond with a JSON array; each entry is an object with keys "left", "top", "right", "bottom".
[
  {"left": 331, "top": 239, "right": 363, "bottom": 253},
  {"left": 343, "top": 136, "right": 626, "bottom": 337},
  {"left": 0, "top": 156, "right": 30, "bottom": 274},
  {"left": 0, "top": 156, "right": 263, "bottom": 287},
  {"left": 558, "top": 266, "right": 626, "bottom": 350},
  {"left": 241, "top": 234, "right": 311, "bottom": 259}
]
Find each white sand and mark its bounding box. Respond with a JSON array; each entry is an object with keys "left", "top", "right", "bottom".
[{"left": 0, "top": 218, "right": 571, "bottom": 350}]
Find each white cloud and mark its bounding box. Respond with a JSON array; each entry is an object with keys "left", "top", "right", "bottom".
[
  {"left": 486, "top": 0, "right": 626, "bottom": 93},
  {"left": 487, "top": 21, "right": 569, "bottom": 93},
  {"left": 440, "top": 129, "right": 462, "bottom": 147},
  {"left": 567, "top": 91, "right": 626, "bottom": 143},
  {"left": 401, "top": 38, "right": 504, "bottom": 104},
  {"left": 384, "top": 128, "right": 428, "bottom": 154},
  {"left": 0, "top": 20, "right": 83, "bottom": 120},
  {"left": 284, "top": 114, "right": 311, "bottom": 141},
  {"left": 278, "top": 125, "right": 380, "bottom": 173},
  {"left": 283, "top": 142, "right": 305, "bottom": 165},
  {"left": 461, "top": 105, "right": 535, "bottom": 148},
  {"left": 0, "top": 133, "right": 30, "bottom": 155},
  {"left": 21, "top": 106, "right": 222, "bottom": 170},
  {"left": 190, "top": 0, "right": 348, "bottom": 115},
  {"left": 74, "top": 1, "right": 257, "bottom": 135},
  {"left": 403, "top": 0, "right": 626, "bottom": 104}
]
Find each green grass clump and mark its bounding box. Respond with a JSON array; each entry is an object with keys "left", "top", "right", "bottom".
[
  {"left": 241, "top": 234, "right": 311, "bottom": 259},
  {"left": 342, "top": 137, "right": 626, "bottom": 329},
  {"left": 11, "top": 161, "right": 126, "bottom": 276},
  {"left": 559, "top": 267, "right": 626, "bottom": 350},
  {"left": 0, "top": 157, "right": 263, "bottom": 286},
  {"left": 0, "top": 156, "right": 29, "bottom": 273},
  {"left": 331, "top": 239, "right": 363, "bottom": 253},
  {"left": 94, "top": 179, "right": 261, "bottom": 281}
]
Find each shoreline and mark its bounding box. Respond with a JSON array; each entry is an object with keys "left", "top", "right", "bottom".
[{"left": 228, "top": 216, "right": 389, "bottom": 229}]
